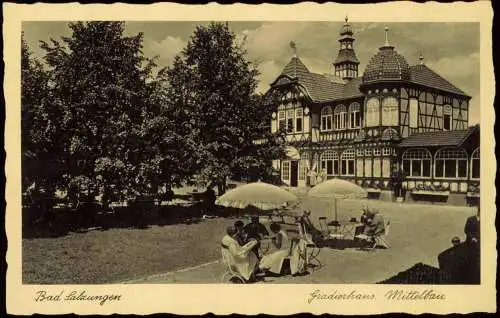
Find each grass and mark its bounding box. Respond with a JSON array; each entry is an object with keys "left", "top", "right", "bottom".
[
  {"left": 22, "top": 196, "right": 478, "bottom": 284},
  {"left": 22, "top": 218, "right": 235, "bottom": 284}
]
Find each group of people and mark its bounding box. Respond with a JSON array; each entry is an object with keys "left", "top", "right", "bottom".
[
  {"left": 221, "top": 216, "right": 307, "bottom": 283},
  {"left": 437, "top": 205, "right": 480, "bottom": 284},
  {"left": 355, "top": 205, "right": 386, "bottom": 247}
]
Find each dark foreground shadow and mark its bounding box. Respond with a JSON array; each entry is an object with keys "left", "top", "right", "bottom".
[
  {"left": 377, "top": 263, "right": 441, "bottom": 284},
  {"left": 377, "top": 242, "right": 480, "bottom": 284}
]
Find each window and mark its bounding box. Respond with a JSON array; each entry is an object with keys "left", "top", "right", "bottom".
[
  {"left": 282, "top": 161, "right": 290, "bottom": 181},
  {"left": 356, "top": 149, "right": 364, "bottom": 157},
  {"left": 278, "top": 105, "right": 304, "bottom": 133},
  {"left": 443, "top": 105, "right": 452, "bottom": 131},
  {"left": 409, "top": 98, "right": 418, "bottom": 128},
  {"left": 341, "top": 149, "right": 355, "bottom": 176},
  {"left": 349, "top": 103, "right": 361, "bottom": 128},
  {"left": 334, "top": 105, "right": 347, "bottom": 130},
  {"left": 471, "top": 148, "right": 480, "bottom": 179},
  {"left": 321, "top": 106, "right": 333, "bottom": 131},
  {"left": 320, "top": 150, "right": 339, "bottom": 176},
  {"left": 382, "top": 147, "right": 392, "bottom": 156},
  {"left": 402, "top": 149, "right": 431, "bottom": 178},
  {"left": 299, "top": 152, "right": 309, "bottom": 181},
  {"left": 365, "top": 98, "right": 380, "bottom": 127},
  {"left": 295, "top": 108, "right": 303, "bottom": 132},
  {"left": 365, "top": 148, "right": 372, "bottom": 156},
  {"left": 373, "top": 148, "right": 381, "bottom": 156},
  {"left": 278, "top": 110, "right": 286, "bottom": 131},
  {"left": 435, "top": 148, "right": 468, "bottom": 179},
  {"left": 287, "top": 109, "right": 294, "bottom": 133},
  {"left": 381, "top": 97, "right": 399, "bottom": 126}
]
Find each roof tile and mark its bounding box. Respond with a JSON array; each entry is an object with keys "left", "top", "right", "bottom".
[
  {"left": 409, "top": 64, "right": 468, "bottom": 96},
  {"left": 397, "top": 125, "right": 478, "bottom": 148}
]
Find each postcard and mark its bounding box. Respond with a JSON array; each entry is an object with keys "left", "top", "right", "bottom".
[{"left": 4, "top": 2, "right": 496, "bottom": 314}]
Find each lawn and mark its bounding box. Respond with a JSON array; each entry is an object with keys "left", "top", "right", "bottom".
[
  {"left": 22, "top": 218, "right": 235, "bottom": 284},
  {"left": 22, "top": 197, "right": 478, "bottom": 284}
]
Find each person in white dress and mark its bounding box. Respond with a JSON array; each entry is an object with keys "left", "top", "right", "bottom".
[{"left": 221, "top": 226, "right": 259, "bottom": 282}]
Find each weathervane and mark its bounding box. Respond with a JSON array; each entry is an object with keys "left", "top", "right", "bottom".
[{"left": 290, "top": 41, "right": 297, "bottom": 57}]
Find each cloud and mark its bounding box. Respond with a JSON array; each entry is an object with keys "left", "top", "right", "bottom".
[
  {"left": 256, "top": 59, "right": 283, "bottom": 93},
  {"left": 143, "top": 36, "right": 186, "bottom": 69}
]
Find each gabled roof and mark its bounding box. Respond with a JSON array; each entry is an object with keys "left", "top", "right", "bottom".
[
  {"left": 409, "top": 64, "right": 468, "bottom": 97},
  {"left": 397, "top": 125, "right": 479, "bottom": 148},
  {"left": 276, "top": 57, "right": 345, "bottom": 102},
  {"left": 273, "top": 56, "right": 363, "bottom": 103}
]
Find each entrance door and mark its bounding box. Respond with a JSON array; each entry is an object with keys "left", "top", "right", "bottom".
[{"left": 290, "top": 160, "right": 299, "bottom": 187}]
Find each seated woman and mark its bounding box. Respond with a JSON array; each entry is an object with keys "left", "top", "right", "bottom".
[
  {"left": 221, "top": 226, "right": 259, "bottom": 282},
  {"left": 258, "top": 223, "right": 291, "bottom": 275}
]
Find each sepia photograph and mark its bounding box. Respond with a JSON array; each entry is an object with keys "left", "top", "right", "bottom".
[
  {"left": 4, "top": 2, "right": 496, "bottom": 315},
  {"left": 20, "top": 18, "right": 481, "bottom": 285}
]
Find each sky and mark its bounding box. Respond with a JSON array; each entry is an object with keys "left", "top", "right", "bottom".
[{"left": 22, "top": 21, "right": 480, "bottom": 124}]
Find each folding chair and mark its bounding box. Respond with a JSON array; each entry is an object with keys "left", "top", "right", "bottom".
[
  {"left": 372, "top": 220, "right": 391, "bottom": 250},
  {"left": 296, "top": 222, "right": 322, "bottom": 270},
  {"left": 220, "top": 244, "right": 248, "bottom": 283},
  {"left": 318, "top": 217, "right": 344, "bottom": 240}
]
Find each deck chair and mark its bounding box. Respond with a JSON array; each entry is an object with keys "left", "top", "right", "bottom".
[
  {"left": 296, "top": 222, "right": 322, "bottom": 270},
  {"left": 220, "top": 244, "right": 248, "bottom": 284},
  {"left": 318, "top": 217, "right": 344, "bottom": 240},
  {"left": 372, "top": 220, "right": 391, "bottom": 250}
]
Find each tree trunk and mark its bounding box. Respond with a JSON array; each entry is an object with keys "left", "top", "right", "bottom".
[{"left": 217, "top": 178, "right": 226, "bottom": 196}]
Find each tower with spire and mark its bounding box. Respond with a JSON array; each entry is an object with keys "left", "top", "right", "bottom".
[{"left": 333, "top": 16, "right": 360, "bottom": 81}]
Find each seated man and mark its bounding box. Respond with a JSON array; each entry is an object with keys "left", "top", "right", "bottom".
[
  {"left": 244, "top": 216, "right": 270, "bottom": 258},
  {"left": 221, "top": 226, "right": 259, "bottom": 282}
]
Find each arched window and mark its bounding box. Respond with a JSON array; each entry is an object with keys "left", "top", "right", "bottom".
[
  {"left": 402, "top": 148, "right": 431, "bottom": 178},
  {"left": 471, "top": 148, "right": 480, "bottom": 180},
  {"left": 381, "top": 96, "right": 399, "bottom": 126},
  {"left": 341, "top": 149, "right": 355, "bottom": 176},
  {"left": 299, "top": 152, "right": 310, "bottom": 181},
  {"left": 334, "top": 105, "right": 347, "bottom": 130},
  {"left": 365, "top": 98, "right": 380, "bottom": 127},
  {"left": 349, "top": 102, "right": 361, "bottom": 128},
  {"left": 434, "top": 148, "right": 468, "bottom": 179},
  {"left": 321, "top": 106, "right": 333, "bottom": 131},
  {"left": 320, "top": 150, "right": 339, "bottom": 176},
  {"left": 443, "top": 105, "right": 452, "bottom": 131}
]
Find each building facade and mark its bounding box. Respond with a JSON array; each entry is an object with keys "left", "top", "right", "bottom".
[{"left": 266, "top": 19, "right": 480, "bottom": 196}]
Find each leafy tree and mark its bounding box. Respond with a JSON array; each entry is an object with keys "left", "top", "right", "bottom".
[
  {"left": 21, "top": 33, "right": 59, "bottom": 196},
  {"left": 163, "top": 22, "right": 285, "bottom": 194},
  {"left": 38, "top": 22, "right": 159, "bottom": 205}
]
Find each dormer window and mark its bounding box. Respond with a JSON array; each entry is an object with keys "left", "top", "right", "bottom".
[
  {"left": 321, "top": 106, "right": 333, "bottom": 131},
  {"left": 334, "top": 105, "right": 347, "bottom": 130},
  {"left": 349, "top": 102, "right": 361, "bottom": 128}
]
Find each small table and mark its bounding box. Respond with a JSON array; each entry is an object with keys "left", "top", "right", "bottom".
[{"left": 327, "top": 221, "right": 364, "bottom": 239}]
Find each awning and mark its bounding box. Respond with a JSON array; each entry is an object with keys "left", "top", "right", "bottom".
[{"left": 397, "top": 125, "right": 479, "bottom": 148}]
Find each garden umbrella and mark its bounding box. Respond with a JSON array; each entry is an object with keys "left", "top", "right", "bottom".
[
  {"left": 215, "top": 181, "right": 299, "bottom": 211},
  {"left": 307, "top": 179, "right": 368, "bottom": 221}
]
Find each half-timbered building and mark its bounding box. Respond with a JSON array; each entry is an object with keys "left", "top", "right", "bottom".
[{"left": 266, "top": 19, "right": 480, "bottom": 200}]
